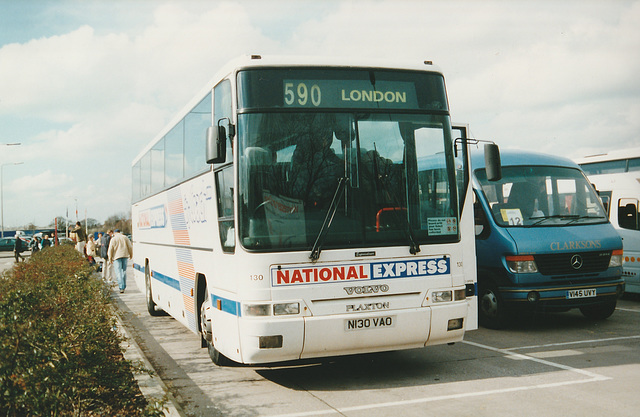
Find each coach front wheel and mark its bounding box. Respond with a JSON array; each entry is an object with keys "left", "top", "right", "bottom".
[{"left": 200, "top": 285, "right": 232, "bottom": 366}]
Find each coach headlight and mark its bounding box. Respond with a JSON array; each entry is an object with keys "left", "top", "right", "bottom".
[
  {"left": 274, "top": 302, "right": 300, "bottom": 316},
  {"left": 433, "top": 290, "right": 453, "bottom": 303},
  {"left": 242, "top": 303, "right": 271, "bottom": 317},
  {"left": 242, "top": 302, "right": 301, "bottom": 317}
]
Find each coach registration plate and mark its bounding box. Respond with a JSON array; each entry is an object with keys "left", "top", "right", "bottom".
[
  {"left": 345, "top": 316, "right": 395, "bottom": 331},
  {"left": 567, "top": 288, "right": 596, "bottom": 299}
]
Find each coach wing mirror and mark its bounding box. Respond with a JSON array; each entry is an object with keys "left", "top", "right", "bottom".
[
  {"left": 484, "top": 143, "right": 502, "bottom": 181},
  {"left": 206, "top": 126, "right": 224, "bottom": 164},
  {"left": 206, "top": 120, "right": 234, "bottom": 164}
]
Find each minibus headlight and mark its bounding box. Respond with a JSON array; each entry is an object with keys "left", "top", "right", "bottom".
[
  {"left": 609, "top": 249, "right": 623, "bottom": 268},
  {"left": 243, "top": 304, "right": 271, "bottom": 317},
  {"left": 454, "top": 289, "right": 466, "bottom": 301},
  {"left": 506, "top": 255, "right": 538, "bottom": 273},
  {"left": 274, "top": 302, "right": 300, "bottom": 316},
  {"left": 433, "top": 290, "right": 453, "bottom": 303}
]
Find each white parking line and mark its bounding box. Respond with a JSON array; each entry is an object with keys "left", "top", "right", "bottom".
[
  {"left": 616, "top": 307, "right": 640, "bottom": 313},
  {"left": 273, "top": 377, "right": 610, "bottom": 417},
  {"left": 267, "top": 340, "right": 611, "bottom": 417},
  {"left": 462, "top": 340, "right": 610, "bottom": 380},
  {"left": 501, "top": 335, "right": 640, "bottom": 352}
]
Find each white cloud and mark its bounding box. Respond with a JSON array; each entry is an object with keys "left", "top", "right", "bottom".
[
  {"left": 0, "top": 1, "right": 280, "bottom": 226},
  {"left": 1, "top": 0, "right": 639, "bottom": 227}
]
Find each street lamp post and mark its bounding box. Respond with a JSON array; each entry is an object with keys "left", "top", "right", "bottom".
[
  {"left": 1, "top": 162, "right": 24, "bottom": 238},
  {"left": 1, "top": 143, "right": 23, "bottom": 238}
]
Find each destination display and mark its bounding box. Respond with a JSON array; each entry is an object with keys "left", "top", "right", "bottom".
[
  {"left": 283, "top": 79, "right": 418, "bottom": 109},
  {"left": 237, "top": 68, "right": 448, "bottom": 111}
]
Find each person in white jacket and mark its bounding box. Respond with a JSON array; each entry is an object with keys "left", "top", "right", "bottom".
[{"left": 108, "top": 229, "right": 133, "bottom": 293}]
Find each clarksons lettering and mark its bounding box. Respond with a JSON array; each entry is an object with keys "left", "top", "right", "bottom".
[{"left": 550, "top": 240, "right": 602, "bottom": 251}]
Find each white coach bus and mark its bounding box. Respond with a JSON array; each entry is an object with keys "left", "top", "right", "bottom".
[
  {"left": 131, "top": 55, "right": 493, "bottom": 365},
  {"left": 576, "top": 148, "right": 640, "bottom": 294}
]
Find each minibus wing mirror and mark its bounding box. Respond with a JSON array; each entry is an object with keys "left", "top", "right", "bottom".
[
  {"left": 484, "top": 143, "right": 502, "bottom": 181},
  {"left": 206, "top": 126, "right": 226, "bottom": 164}
]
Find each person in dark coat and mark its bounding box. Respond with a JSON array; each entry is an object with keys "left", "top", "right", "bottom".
[{"left": 14, "top": 233, "right": 25, "bottom": 262}]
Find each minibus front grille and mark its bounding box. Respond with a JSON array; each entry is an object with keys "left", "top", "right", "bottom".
[{"left": 534, "top": 251, "right": 611, "bottom": 276}]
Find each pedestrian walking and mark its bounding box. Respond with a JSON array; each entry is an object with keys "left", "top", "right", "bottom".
[
  {"left": 30, "top": 236, "right": 40, "bottom": 254},
  {"left": 72, "top": 221, "right": 87, "bottom": 257},
  {"left": 13, "top": 232, "right": 25, "bottom": 263},
  {"left": 41, "top": 234, "right": 51, "bottom": 249},
  {"left": 101, "top": 230, "right": 115, "bottom": 282},
  {"left": 86, "top": 235, "right": 97, "bottom": 266},
  {"left": 108, "top": 229, "right": 133, "bottom": 293}
]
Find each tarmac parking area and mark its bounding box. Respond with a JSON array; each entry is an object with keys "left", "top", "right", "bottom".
[{"left": 112, "top": 269, "right": 640, "bottom": 417}]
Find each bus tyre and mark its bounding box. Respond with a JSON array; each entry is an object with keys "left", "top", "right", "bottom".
[
  {"left": 580, "top": 300, "right": 617, "bottom": 320},
  {"left": 200, "top": 286, "right": 233, "bottom": 366},
  {"left": 479, "top": 280, "right": 510, "bottom": 329},
  {"left": 145, "top": 266, "right": 165, "bottom": 317},
  {"left": 207, "top": 341, "right": 232, "bottom": 367}
]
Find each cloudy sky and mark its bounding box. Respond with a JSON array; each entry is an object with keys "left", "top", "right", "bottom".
[{"left": 0, "top": 0, "right": 638, "bottom": 229}]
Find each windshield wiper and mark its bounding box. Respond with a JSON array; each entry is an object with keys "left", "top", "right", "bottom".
[
  {"left": 565, "top": 215, "right": 607, "bottom": 225},
  {"left": 531, "top": 214, "right": 606, "bottom": 226},
  {"left": 309, "top": 176, "right": 349, "bottom": 262}
]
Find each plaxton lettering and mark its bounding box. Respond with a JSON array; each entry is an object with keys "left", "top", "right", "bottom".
[
  {"left": 346, "top": 302, "right": 390, "bottom": 312},
  {"left": 550, "top": 240, "right": 602, "bottom": 251},
  {"left": 275, "top": 265, "right": 369, "bottom": 285}
]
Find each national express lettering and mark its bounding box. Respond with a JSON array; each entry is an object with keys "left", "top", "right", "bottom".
[
  {"left": 271, "top": 258, "right": 450, "bottom": 286},
  {"left": 274, "top": 265, "right": 369, "bottom": 285}
]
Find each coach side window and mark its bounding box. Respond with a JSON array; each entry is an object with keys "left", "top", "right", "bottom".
[
  {"left": 151, "top": 138, "right": 165, "bottom": 193},
  {"left": 216, "top": 166, "right": 235, "bottom": 252},
  {"left": 618, "top": 199, "right": 639, "bottom": 231},
  {"left": 214, "top": 80, "right": 233, "bottom": 164},
  {"left": 185, "top": 92, "right": 212, "bottom": 177}
]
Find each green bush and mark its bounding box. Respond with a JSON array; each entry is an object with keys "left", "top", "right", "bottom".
[{"left": 0, "top": 246, "right": 164, "bottom": 416}]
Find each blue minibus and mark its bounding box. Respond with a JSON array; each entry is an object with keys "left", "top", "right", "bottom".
[{"left": 472, "top": 149, "right": 624, "bottom": 328}]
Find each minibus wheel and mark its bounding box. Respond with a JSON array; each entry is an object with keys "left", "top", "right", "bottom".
[
  {"left": 478, "top": 280, "right": 509, "bottom": 329},
  {"left": 580, "top": 299, "right": 617, "bottom": 320}
]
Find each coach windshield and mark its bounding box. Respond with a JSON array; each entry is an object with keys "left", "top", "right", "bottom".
[{"left": 236, "top": 68, "right": 459, "bottom": 253}]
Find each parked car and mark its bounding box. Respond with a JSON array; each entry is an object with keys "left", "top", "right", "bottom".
[{"left": 0, "top": 237, "right": 17, "bottom": 252}]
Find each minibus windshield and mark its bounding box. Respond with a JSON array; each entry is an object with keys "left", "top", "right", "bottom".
[{"left": 476, "top": 165, "right": 607, "bottom": 227}]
